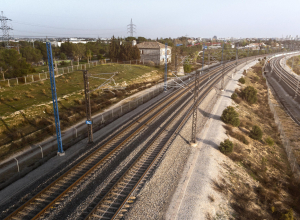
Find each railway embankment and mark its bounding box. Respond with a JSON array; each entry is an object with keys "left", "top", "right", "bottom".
[
  {"left": 125, "top": 59, "right": 260, "bottom": 219},
  {"left": 126, "top": 58, "right": 300, "bottom": 219}
]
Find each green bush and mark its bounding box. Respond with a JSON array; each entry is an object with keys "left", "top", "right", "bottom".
[
  {"left": 265, "top": 137, "right": 274, "bottom": 146},
  {"left": 221, "top": 106, "right": 240, "bottom": 127},
  {"left": 219, "top": 139, "right": 233, "bottom": 154},
  {"left": 241, "top": 86, "right": 257, "bottom": 104},
  {"left": 238, "top": 77, "right": 245, "bottom": 84},
  {"left": 184, "top": 63, "right": 191, "bottom": 73},
  {"left": 250, "top": 125, "right": 263, "bottom": 140},
  {"left": 231, "top": 93, "right": 237, "bottom": 99},
  {"left": 282, "top": 209, "right": 294, "bottom": 220}
]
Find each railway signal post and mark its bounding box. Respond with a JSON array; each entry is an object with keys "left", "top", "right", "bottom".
[{"left": 83, "top": 70, "right": 93, "bottom": 143}]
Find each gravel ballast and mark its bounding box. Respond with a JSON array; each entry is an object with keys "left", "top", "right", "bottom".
[{"left": 125, "top": 60, "right": 259, "bottom": 220}]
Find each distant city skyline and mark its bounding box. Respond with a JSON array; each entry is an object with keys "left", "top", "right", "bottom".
[{"left": 1, "top": 0, "right": 300, "bottom": 39}]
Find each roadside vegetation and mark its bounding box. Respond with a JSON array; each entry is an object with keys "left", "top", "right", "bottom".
[
  {"left": 217, "top": 61, "right": 300, "bottom": 219},
  {"left": 287, "top": 55, "right": 300, "bottom": 75}
]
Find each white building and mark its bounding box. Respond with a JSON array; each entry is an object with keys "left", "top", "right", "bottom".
[{"left": 137, "top": 41, "right": 172, "bottom": 65}]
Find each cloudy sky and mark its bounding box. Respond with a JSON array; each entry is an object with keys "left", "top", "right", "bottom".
[{"left": 1, "top": 0, "right": 299, "bottom": 39}]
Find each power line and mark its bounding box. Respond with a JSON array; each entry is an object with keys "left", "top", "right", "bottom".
[
  {"left": 0, "top": 11, "right": 13, "bottom": 48},
  {"left": 127, "top": 18, "right": 136, "bottom": 37}
]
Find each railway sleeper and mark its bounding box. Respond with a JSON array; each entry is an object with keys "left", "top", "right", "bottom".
[
  {"left": 100, "top": 204, "right": 119, "bottom": 209},
  {"left": 111, "top": 192, "right": 127, "bottom": 197},
  {"left": 96, "top": 209, "right": 116, "bottom": 215}
]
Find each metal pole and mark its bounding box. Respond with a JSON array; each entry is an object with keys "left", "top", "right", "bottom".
[
  {"left": 175, "top": 53, "right": 177, "bottom": 73},
  {"left": 164, "top": 43, "right": 168, "bottom": 92},
  {"left": 191, "top": 70, "right": 200, "bottom": 146},
  {"left": 221, "top": 42, "right": 225, "bottom": 90},
  {"left": 46, "top": 42, "right": 64, "bottom": 155},
  {"left": 83, "top": 70, "right": 93, "bottom": 143},
  {"left": 246, "top": 47, "right": 249, "bottom": 64},
  {"left": 235, "top": 44, "right": 238, "bottom": 73}
]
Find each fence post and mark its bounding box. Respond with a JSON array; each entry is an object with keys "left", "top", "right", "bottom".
[
  {"left": 72, "top": 66, "right": 73, "bottom": 72},
  {"left": 32, "top": 75, "right": 34, "bottom": 82},
  {"left": 14, "top": 158, "right": 19, "bottom": 172},
  {"left": 39, "top": 145, "right": 43, "bottom": 158},
  {"left": 39, "top": 73, "right": 41, "bottom": 80},
  {"left": 62, "top": 68, "right": 64, "bottom": 74},
  {"left": 67, "top": 67, "right": 69, "bottom": 73},
  {"left": 45, "top": 72, "right": 47, "bottom": 79},
  {"left": 143, "top": 59, "right": 144, "bottom": 65},
  {"left": 16, "top": 78, "right": 18, "bottom": 85},
  {"left": 7, "top": 79, "right": 10, "bottom": 87}
]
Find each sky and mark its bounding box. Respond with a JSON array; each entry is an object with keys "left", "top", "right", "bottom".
[{"left": 1, "top": 0, "right": 300, "bottom": 39}]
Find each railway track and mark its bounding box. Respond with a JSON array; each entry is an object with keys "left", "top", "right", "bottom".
[
  {"left": 266, "top": 55, "right": 300, "bottom": 125},
  {"left": 82, "top": 64, "right": 226, "bottom": 220},
  {"left": 3, "top": 55, "right": 264, "bottom": 220},
  {"left": 270, "top": 56, "right": 300, "bottom": 97}
]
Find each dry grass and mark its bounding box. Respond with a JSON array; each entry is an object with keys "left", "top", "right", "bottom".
[{"left": 215, "top": 62, "right": 300, "bottom": 219}]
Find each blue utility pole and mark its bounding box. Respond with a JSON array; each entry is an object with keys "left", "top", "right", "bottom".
[
  {"left": 164, "top": 43, "right": 168, "bottom": 92},
  {"left": 46, "top": 42, "right": 64, "bottom": 155}
]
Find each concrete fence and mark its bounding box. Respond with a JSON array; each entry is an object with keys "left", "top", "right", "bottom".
[{"left": 0, "top": 59, "right": 159, "bottom": 89}]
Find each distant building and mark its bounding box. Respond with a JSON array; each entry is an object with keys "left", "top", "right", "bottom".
[
  {"left": 212, "top": 36, "right": 217, "bottom": 41},
  {"left": 245, "top": 43, "right": 266, "bottom": 50},
  {"left": 136, "top": 41, "right": 172, "bottom": 65}
]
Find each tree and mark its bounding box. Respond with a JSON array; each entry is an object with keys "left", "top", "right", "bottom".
[
  {"left": 125, "top": 37, "right": 136, "bottom": 42},
  {"left": 34, "top": 42, "right": 48, "bottom": 64},
  {"left": 0, "top": 49, "right": 35, "bottom": 78},
  {"left": 241, "top": 86, "right": 257, "bottom": 104},
  {"left": 109, "top": 36, "right": 119, "bottom": 60},
  {"left": 137, "top": 36, "right": 147, "bottom": 43},
  {"left": 221, "top": 106, "right": 240, "bottom": 127},
  {"left": 60, "top": 41, "right": 74, "bottom": 58},
  {"left": 250, "top": 125, "right": 263, "bottom": 140},
  {"left": 85, "top": 49, "right": 92, "bottom": 63},
  {"left": 72, "top": 43, "right": 86, "bottom": 61},
  {"left": 219, "top": 139, "right": 233, "bottom": 154},
  {"left": 20, "top": 46, "right": 43, "bottom": 63},
  {"left": 238, "top": 77, "right": 245, "bottom": 84},
  {"left": 60, "top": 53, "right": 67, "bottom": 60}
]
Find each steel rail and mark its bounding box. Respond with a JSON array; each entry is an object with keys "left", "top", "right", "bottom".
[
  {"left": 84, "top": 57, "right": 259, "bottom": 220},
  {"left": 5, "top": 61, "right": 229, "bottom": 220},
  {"left": 4, "top": 54, "right": 267, "bottom": 220}
]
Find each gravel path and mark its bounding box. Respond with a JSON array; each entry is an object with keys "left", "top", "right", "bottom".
[{"left": 125, "top": 60, "right": 259, "bottom": 220}]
